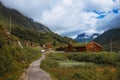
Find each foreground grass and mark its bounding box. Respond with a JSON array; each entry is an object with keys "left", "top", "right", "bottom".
[
  {"left": 41, "top": 52, "right": 120, "bottom": 80},
  {"left": 0, "top": 45, "right": 41, "bottom": 80},
  {"left": 0, "top": 24, "right": 42, "bottom": 80}
]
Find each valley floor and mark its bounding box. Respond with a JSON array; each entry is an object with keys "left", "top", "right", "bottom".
[{"left": 41, "top": 51, "right": 120, "bottom": 80}]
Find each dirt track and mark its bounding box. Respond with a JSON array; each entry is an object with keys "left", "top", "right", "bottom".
[{"left": 20, "top": 51, "right": 51, "bottom": 80}]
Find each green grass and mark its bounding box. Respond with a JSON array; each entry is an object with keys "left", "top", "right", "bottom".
[
  {"left": 0, "top": 45, "right": 42, "bottom": 80},
  {"left": 41, "top": 52, "right": 120, "bottom": 80},
  {"left": 67, "top": 52, "right": 120, "bottom": 66},
  {"left": 60, "top": 61, "right": 95, "bottom": 67}
]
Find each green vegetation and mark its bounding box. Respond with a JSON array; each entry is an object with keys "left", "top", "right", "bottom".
[
  {"left": 93, "top": 28, "right": 120, "bottom": 51},
  {"left": 11, "top": 26, "right": 75, "bottom": 44},
  {"left": 0, "top": 26, "right": 41, "bottom": 80},
  {"left": 0, "top": 4, "right": 76, "bottom": 45},
  {"left": 67, "top": 52, "right": 120, "bottom": 66},
  {"left": 41, "top": 52, "right": 120, "bottom": 80},
  {"left": 0, "top": 14, "right": 75, "bottom": 45},
  {"left": 0, "top": 3, "right": 76, "bottom": 80},
  {"left": 0, "top": 45, "right": 41, "bottom": 80},
  {"left": 103, "top": 41, "right": 120, "bottom": 51}
]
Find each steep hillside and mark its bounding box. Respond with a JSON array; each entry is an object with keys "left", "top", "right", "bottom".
[
  {"left": 0, "top": 2, "right": 75, "bottom": 44},
  {"left": 0, "top": 25, "right": 42, "bottom": 80},
  {"left": 93, "top": 28, "right": 120, "bottom": 51},
  {"left": 0, "top": 2, "right": 50, "bottom": 32}
]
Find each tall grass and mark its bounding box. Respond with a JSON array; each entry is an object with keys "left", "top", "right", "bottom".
[
  {"left": 67, "top": 52, "right": 120, "bottom": 66},
  {"left": 41, "top": 52, "right": 120, "bottom": 80},
  {"left": 0, "top": 45, "right": 41, "bottom": 80}
]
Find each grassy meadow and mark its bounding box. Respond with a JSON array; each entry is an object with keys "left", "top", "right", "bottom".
[{"left": 41, "top": 51, "right": 120, "bottom": 80}]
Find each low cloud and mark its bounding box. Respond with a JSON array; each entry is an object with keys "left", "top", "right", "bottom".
[{"left": 0, "top": 0, "right": 120, "bottom": 38}]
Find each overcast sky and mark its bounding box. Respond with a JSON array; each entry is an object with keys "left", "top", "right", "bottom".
[{"left": 0, "top": 0, "right": 120, "bottom": 38}]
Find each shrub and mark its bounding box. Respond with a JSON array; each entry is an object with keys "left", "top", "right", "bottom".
[
  {"left": 0, "top": 44, "right": 41, "bottom": 80},
  {"left": 41, "top": 52, "right": 120, "bottom": 80},
  {"left": 67, "top": 52, "right": 120, "bottom": 66}
]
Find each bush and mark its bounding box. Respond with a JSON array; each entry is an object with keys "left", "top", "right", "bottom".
[
  {"left": 0, "top": 44, "right": 41, "bottom": 80},
  {"left": 67, "top": 52, "right": 120, "bottom": 66},
  {"left": 41, "top": 52, "right": 120, "bottom": 80},
  {"left": 48, "top": 53, "right": 68, "bottom": 61}
]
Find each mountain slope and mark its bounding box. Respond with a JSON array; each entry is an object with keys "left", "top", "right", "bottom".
[
  {"left": 0, "top": 25, "right": 43, "bottom": 80},
  {"left": 0, "top": 2, "right": 50, "bottom": 32},
  {"left": 0, "top": 2, "right": 75, "bottom": 44},
  {"left": 93, "top": 28, "right": 120, "bottom": 51}
]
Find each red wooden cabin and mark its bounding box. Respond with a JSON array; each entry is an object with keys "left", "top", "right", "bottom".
[
  {"left": 86, "top": 42, "right": 102, "bottom": 52},
  {"left": 56, "top": 42, "right": 102, "bottom": 52}
]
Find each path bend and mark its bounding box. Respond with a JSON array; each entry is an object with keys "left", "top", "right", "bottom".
[{"left": 20, "top": 51, "right": 51, "bottom": 80}]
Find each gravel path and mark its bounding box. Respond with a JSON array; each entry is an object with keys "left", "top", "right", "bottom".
[{"left": 20, "top": 51, "right": 51, "bottom": 80}]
